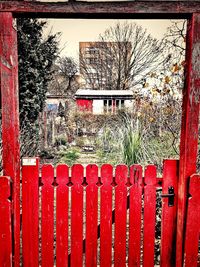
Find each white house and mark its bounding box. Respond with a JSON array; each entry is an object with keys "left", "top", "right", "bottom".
[{"left": 75, "top": 89, "right": 134, "bottom": 114}]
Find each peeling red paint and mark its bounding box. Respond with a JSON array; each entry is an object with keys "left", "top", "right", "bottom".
[
  {"left": 0, "top": 1, "right": 200, "bottom": 18},
  {"left": 176, "top": 14, "right": 200, "bottom": 267},
  {"left": 0, "top": 12, "right": 20, "bottom": 267}
]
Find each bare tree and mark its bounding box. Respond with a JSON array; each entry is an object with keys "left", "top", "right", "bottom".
[
  {"left": 163, "top": 20, "right": 186, "bottom": 62},
  {"left": 80, "top": 22, "right": 165, "bottom": 91},
  {"left": 48, "top": 56, "right": 79, "bottom": 97},
  {"left": 57, "top": 57, "right": 78, "bottom": 91}
]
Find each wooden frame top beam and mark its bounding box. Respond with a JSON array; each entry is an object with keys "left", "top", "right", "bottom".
[{"left": 0, "top": 1, "right": 200, "bottom": 19}]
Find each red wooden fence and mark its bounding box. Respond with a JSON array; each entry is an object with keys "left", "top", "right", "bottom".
[
  {"left": 1, "top": 160, "right": 199, "bottom": 266},
  {"left": 0, "top": 176, "right": 12, "bottom": 267},
  {"left": 20, "top": 158, "right": 180, "bottom": 267}
]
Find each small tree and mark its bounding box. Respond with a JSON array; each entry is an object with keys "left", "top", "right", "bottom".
[
  {"left": 48, "top": 56, "right": 79, "bottom": 98},
  {"left": 17, "top": 18, "right": 59, "bottom": 156}
]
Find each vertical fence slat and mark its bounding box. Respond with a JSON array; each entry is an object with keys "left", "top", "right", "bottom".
[
  {"left": 22, "top": 158, "right": 39, "bottom": 267},
  {"left": 71, "top": 164, "right": 84, "bottom": 267},
  {"left": 143, "top": 165, "right": 157, "bottom": 267},
  {"left": 114, "top": 165, "right": 128, "bottom": 267},
  {"left": 0, "top": 177, "right": 12, "bottom": 267},
  {"left": 56, "top": 164, "right": 69, "bottom": 267},
  {"left": 41, "top": 165, "right": 54, "bottom": 267},
  {"left": 100, "top": 164, "right": 113, "bottom": 267},
  {"left": 86, "top": 164, "right": 98, "bottom": 267},
  {"left": 184, "top": 174, "right": 200, "bottom": 267},
  {"left": 160, "top": 160, "right": 178, "bottom": 267},
  {"left": 128, "top": 165, "right": 143, "bottom": 267}
]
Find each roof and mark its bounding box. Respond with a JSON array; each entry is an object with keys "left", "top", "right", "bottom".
[
  {"left": 46, "top": 94, "right": 69, "bottom": 99},
  {"left": 75, "top": 89, "right": 133, "bottom": 97}
]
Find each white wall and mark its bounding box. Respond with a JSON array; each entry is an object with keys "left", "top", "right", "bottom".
[{"left": 93, "top": 99, "right": 104, "bottom": 114}]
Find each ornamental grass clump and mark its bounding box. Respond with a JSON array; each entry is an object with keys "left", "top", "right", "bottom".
[
  {"left": 122, "top": 129, "right": 142, "bottom": 166},
  {"left": 120, "top": 113, "right": 142, "bottom": 166}
]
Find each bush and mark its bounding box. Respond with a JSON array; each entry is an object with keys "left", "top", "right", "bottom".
[
  {"left": 59, "top": 149, "right": 80, "bottom": 166},
  {"left": 39, "top": 149, "right": 54, "bottom": 159},
  {"left": 55, "top": 136, "right": 67, "bottom": 147}
]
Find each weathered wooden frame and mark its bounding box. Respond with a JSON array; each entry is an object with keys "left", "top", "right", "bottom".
[{"left": 0, "top": 2, "right": 199, "bottom": 267}]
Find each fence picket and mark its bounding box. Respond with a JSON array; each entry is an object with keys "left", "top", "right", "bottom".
[
  {"left": 0, "top": 176, "right": 12, "bottom": 267},
  {"left": 19, "top": 161, "right": 199, "bottom": 267},
  {"left": 71, "top": 164, "right": 84, "bottom": 267},
  {"left": 143, "top": 165, "right": 157, "bottom": 267},
  {"left": 100, "top": 164, "right": 113, "bottom": 267},
  {"left": 56, "top": 164, "right": 69, "bottom": 267},
  {"left": 114, "top": 165, "right": 128, "bottom": 267},
  {"left": 41, "top": 165, "right": 54, "bottom": 267},
  {"left": 184, "top": 174, "right": 200, "bottom": 267},
  {"left": 160, "top": 160, "right": 178, "bottom": 267},
  {"left": 128, "top": 165, "right": 143, "bottom": 267},
  {"left": 85, "top": 164, "right": 98, "bottom": 267},
  {"left": 22, "top": 158, "right": 39, "bottom": 267}
]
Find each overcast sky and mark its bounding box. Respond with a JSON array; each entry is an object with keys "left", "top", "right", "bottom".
[{"left": 45, "top": 19, "right": 177, "bottom": 62}]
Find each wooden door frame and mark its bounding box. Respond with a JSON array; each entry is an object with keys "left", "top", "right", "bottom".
[{"left": 0, "top": 2, "right": 199, "bottom": 266}]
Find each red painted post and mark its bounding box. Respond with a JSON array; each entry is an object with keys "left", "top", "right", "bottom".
[
  {"left": 56, "top": 164, "right": 69, "bottom": 267},
  {"left": 114, "top": 165, "right": 128, "bottom": 267},
  {"left": 85, "top": 164, "right": 98, "bottom": 267},
  {"left": 71, "top": 164, "right": 84, "bottom": 267},
  {"left": 0, "top": 12, "right": 20, "bottom": 267},
  {"left": 22, "top": 158, "right": 39, "bottom": 267},
  {"left": 41, "top": 165, "right": 54, "bottom": 267},
  {"left": 128, "top": 165, "right": 143, "bottom": 267},
  {"left": 160, "top": 160, "right": 179, "bottom": 267},
  {"left": 177, "top": 13, "right": 200, "bottom": 267},
  {"left": 0, "top": 176, "right": 12, "bottom": 267},
  {"left": 12, "top": 19, "right": 21, "bottom": 267},
  {"left": 100, "top": 164, "right": 113, "bottom": 267},
  {"left": 143, "top": 165, "right": 157, "bottom": 267},
  {"left": 184, "top": 174, "right": 200, "bottom": 267}
]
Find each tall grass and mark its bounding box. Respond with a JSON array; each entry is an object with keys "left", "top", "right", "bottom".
[
  {"left": 120, "top": 113, "right": 142, "bottom": 166},
  {"left": 97, "top": 111, "right": 179, "bottom": 170},
  {"left": 122, "top": 128, "right": 141, "bottom": 166}
]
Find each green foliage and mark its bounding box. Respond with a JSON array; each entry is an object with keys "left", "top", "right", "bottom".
[
  {"left": 59, "top": 149, "right": 80, "bottom": 166},
  {"left": 123, "top": 129, "right": 141, "bottom": 166},
  {"left": 95, "top": 107, "right": 180, "bottom": 171},
  {"left": 17, "top": 18, "right": 59, "bottom": 156},
  {"left": 57, "top": 102, "right": 65, "bottom": 117},
  {"left": 96, "top": 149, "right": 122, "bottom": 166},
  {"left": 17, "top": 18, "right": 59, "bottom": 124},
  {"left": 39, "top": 149, "right": 54, "bottom": 159},
  {"left": 55, "top": 136, "right": 67, "bottom": 146}
]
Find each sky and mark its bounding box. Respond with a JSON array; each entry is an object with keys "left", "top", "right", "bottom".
[{"left": 45, "top": 19, "right": 176, "bottom": 62}]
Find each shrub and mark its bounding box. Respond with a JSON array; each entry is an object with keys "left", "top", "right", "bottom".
[
  {"left": 60, "top": 149, "right": 80, "bottom": 166},
  {"left": 55, "top": 136, "right": 67, "bottom": 146}
]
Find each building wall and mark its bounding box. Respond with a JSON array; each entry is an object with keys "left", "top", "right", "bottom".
[
  {"left": 76, "top": 99, "right": 93, "bottom": 112},
  {"left": 93, "top": 99, "right": 104, "bottom": 114},
  {"left": 79, "top": 41, "right": 132, "bottom": 90},
  {"left": 76, "top": 97, "right": 133, "bottom": 114}
]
